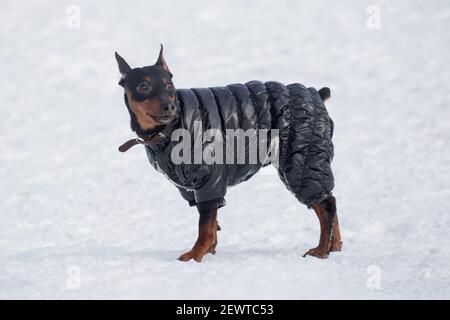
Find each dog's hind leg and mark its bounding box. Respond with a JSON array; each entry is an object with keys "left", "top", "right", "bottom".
[
  {"left": 303, "top": 195, "right": 342, "bottom": 258},
  {"left": 178, "top": 206, "right": 219, "bottom": 263},
  {"left": 329, "top": 200, "right": 343, "bottom": 252}
]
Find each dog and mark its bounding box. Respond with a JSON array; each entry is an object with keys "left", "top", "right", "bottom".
[{"left": 115, "top": 45, "right": 342, "bottom": 262}]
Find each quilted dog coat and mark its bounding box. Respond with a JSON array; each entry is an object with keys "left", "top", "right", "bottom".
[{"left": 144, "top": 81, "right": 335, "bottom": 209}]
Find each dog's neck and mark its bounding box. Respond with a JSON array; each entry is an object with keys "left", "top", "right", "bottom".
[
  {"left": 135, "top": 124, "right": 166, "bottom": 140},
  {"left": 118, "top": 122, "right": 176, "bottom": 153}
]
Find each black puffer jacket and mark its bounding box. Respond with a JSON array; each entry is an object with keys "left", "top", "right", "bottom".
[{"left": 145, "top": 81, "right": 334, "bottom": 210}]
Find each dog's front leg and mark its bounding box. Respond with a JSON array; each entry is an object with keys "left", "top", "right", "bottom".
[{"left": 178, "top": 206, "right": 219, "bottom": 262}]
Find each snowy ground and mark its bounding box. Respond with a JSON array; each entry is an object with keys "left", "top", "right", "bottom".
[{"left": 1, "top": 0, "right": 449, "bottom": 299}]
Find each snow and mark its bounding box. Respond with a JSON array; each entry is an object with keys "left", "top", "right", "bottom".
[{"left": 1, "top": 0, "right": 449, "bottom": 299}]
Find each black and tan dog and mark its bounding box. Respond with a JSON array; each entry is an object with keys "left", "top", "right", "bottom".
[{"left": 116, "top": 46, "right": 342, "bottom": 262}]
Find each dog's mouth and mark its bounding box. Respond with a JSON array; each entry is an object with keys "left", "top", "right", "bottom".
[{"left": 146, "top": 112, "right": 174, "bottom": 124}]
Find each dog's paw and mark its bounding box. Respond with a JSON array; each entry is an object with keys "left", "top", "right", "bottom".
[
  {"left": 207, "top": 243, "right": 217, "bottom": 254},
  {"left": 330, "top": 241, "right": 343, "bottom": 252},
  {"left": 177, "top": 251, "right": 194, "bottom": 262},
  {"left": 303, "top": 247, "right": 330, "bottom": 259},
  {"left": 177, "top": 231, "right": 218, "bottom": 262},
  {"left": 178, "top": 244, "right": 216, "bottom": 262},
  {"left": 178, "top": 250, "right": 203, "bottom": 263}
]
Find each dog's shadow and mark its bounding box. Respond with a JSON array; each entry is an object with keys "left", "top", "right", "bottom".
[
  {"left": 6, "top": 245, "right": 301, "bottom": 264},
  {"left": 141, "top": 247, "right": 301, "bottom": 262}
]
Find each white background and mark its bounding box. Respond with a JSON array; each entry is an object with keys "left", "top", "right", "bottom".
[{"left": 0, "top": 0, "right": 449, "bottom": 299}]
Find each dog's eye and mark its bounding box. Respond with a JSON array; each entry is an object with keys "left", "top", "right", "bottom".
[
  {"left": 167, "top": 84, "right": 175, "bottom": 94},
  {"left": 137, "top": 82, "right": 151, "bottom": 93}
]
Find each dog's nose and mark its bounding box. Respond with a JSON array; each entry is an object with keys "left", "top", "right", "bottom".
[{"left": 164, "top": 103, "right": 175, "bottom": 112}]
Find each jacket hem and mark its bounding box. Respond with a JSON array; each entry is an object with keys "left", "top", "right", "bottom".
[
  {"left": 305, "top": 192, "right": 333, "bottom": 209},
  {"left": 197, "top": 197, "right": 226, "bottom": 212}
]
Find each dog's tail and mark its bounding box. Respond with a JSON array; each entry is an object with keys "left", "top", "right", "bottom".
[{"left": 318, "top": 87, "right": 331, "bottom": 103}]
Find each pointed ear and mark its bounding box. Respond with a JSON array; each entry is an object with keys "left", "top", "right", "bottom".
[
  {"left": 155, "top": 44, "right": 172, "bottom": 76},
  {"left": 115, "top": 51, "right": 131, "bottom": 77}
]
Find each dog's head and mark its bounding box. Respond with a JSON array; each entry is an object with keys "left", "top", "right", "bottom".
[{"left": 115, "top": 45, "right": 177, "bottom": 135}]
